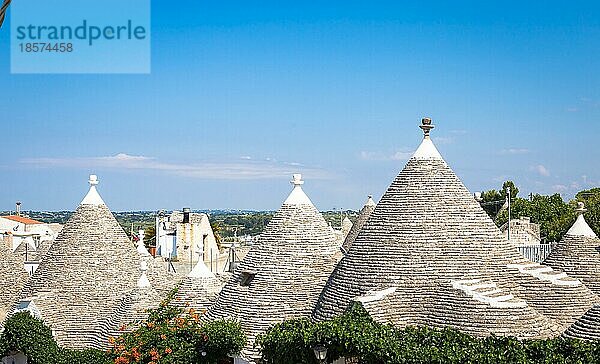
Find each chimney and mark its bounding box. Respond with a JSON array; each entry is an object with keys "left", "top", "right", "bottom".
[
  {"left": 15, "top": 201, "right": 21, "bottom": 216},
  {"left": 183, "top": 207, "right": 191, "bottom": 224}
]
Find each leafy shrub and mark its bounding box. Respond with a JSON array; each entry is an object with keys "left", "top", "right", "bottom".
[
  {"left": 257, "top": 304, "right": 600, "bottom": 364},
  {"left": 108, "top": 297, "right": 246, "bottom": 364},
  {"left": 0, "top": 311, "right": 60, "bottom": 364},
  {"left": 1, "top": 302, "right": 245, "bottom": 364}
]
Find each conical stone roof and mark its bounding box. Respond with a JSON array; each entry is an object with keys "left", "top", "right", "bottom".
[
  {"left": 313, "top": 119, "right": 598, "bottom": 338},
  {"left": 342, "top": 195, "right": 376, "bottom": 252},
  {"left": 543, "top": 202, "right": 600, "bottom": 293},
  {"left": 545, "top": 202, "right": 600, "bottom": 340},
  {"left": 0, "top": 237, "right": 29, "bottom": 323},
  {"left": 205, "top": 174, "right": 342, "bottom": 362},
  {"left": 17, "top": 175, "right": 174, "bottom": 349}
]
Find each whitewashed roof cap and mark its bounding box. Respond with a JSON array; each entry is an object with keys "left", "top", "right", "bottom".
[
  {"left": 137, "top": 240, "right": 151, "bottom": 256},
  {"left": 137, "top": 261, "right": 151, "bottom": 288},
  {"left": 365, "top": 195, "right": 376, "bottom": 207},
  {"left": 567, "top": 202, "right": 597, "bottom": 238},
  {"left": 283, "top": 174, "right": 314, "bottom": 206},
  {"left": 80, "top": 175, "right": 105, "bottom": 206},
  {"left": 188, "top": 258, "right": 215, "bottom": 279},
  {"left": 412, "top": 118, "right": 444, "bottom": 161}
]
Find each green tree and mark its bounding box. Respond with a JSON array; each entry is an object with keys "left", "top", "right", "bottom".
[
  {"left": 143, "top": 225, "right": 156, "bottom": 248},
  {"left": 0, "top": 312, "right": 60, "bottom": 364},
  {"left": 495, "top": 194, "right": 575, "bottom": 243},
  {"left": 211, "top": 221, "right": 223, "bottom": 250},
  {"left": 479, "top": 181, "right": 518, "bottom": 219},
  {"left": 501, "top": 181, "right": 519, "bottom": 200}
]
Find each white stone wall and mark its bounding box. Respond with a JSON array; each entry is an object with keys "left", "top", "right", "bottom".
[
  {"left": 176, "top": 214, "right": 218, "bottom": 264},
  {"left": 0, "top": 218, "right": 25, "bottom": 232},
  {"left": 501, "top": 217, "right": 541, "bottom": 246}
]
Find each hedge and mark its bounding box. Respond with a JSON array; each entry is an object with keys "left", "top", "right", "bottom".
[{"left": 256, "top": 304, "right": 600, "bottom": 364}]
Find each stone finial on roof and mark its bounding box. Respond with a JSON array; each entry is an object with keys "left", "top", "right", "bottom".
[
  {"left": 80, "top": 174, "right": 105, "bottom": 206},
  {"left": 291, "top": 174, "right": 304, "bottom": 186},
  {"left": 137, "top": 261, "right": 151, "bottom": 289},
  {"left": 283, "top": 174, "right": 313, "bottom": 206},
  {"left": 566, "top": 202, "right": 597, "bottom": 238},
  {"left": 419, "top": 117, "right": 435, "bottom": 139},
  {"left": 413, "top": 118, "right": 443, "bottom": 160}
]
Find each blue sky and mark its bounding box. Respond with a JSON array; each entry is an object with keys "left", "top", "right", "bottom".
[{"left": 0, "top": 1, "right": 599, "bottom": 211}]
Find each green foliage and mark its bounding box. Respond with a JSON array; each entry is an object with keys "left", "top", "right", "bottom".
[
  {"left": 0, "top": 311, "right": 60, "bottom": 363},
  {"left": 0, "top": 298, "right": 244, "bottom": 364},
  {"left": 0, "top": 312, "right": 109, "bottom": 364},
  {"left": 203, "top": 319, "right": 247, "bottom": 361},
  {"left": 210, "top": 221, "right": 223, "bottom": 249},
  {"left": 214, "top": 213, "right": 274, "bottom": 239},
  {"left": 479, "top": 181, "right": 595, "bottom": 243},
  {"left": 58, "top": 348, "right": 112, "bottom": 364},
  {"left": 480, "top": 190, "right": 505, "bottom": 218},
  {"left": 322, "top": 211, "right": 357, "bottom": 230},
  {"left": 502, "top": 181, "right": 520, "bottom": 200},
  {"left": 109, "top": 293, "right": 246, "bottom": 364},
  {"left": 257, "top": 304, "right": 600, "bottom": 364},
  {"left": 495, "top": 194, "right": 576, "bottom": 243}
]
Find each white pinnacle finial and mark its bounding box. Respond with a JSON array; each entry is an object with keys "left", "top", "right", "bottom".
[
  {"left": 283, "top": 173, "right": 313, "bottom": 206},
  {"left": 365, "top": 195, "right": 376, "bottom": 207},
  {"left": 80, "top": 174, "right": 106, "bottom": 206},
  {"left": 137, "top": 260, "right": 151, "bottom": 288},
  {"left": 137, "top": 240, "right": 150, "bottom": 256},
  {"left": 566, "top": 201, "right": 597, "bottom": 238},
  {"left": 188, "top": 254, "right": 215, "bottom": 278},
  {"left": 412, "top": 117, "right": 444, "bottom": 161},
  {"left": 291, "top": 174, "right": 304, "bottom": 186},
  {"left": 89, "top": 174, "right": 99, "bottom": 186}
]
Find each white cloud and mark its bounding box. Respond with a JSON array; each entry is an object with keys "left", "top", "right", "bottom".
[
  {"left": 500, "top": 148, "right": 530, "bottom": 155},
  {"left": 20, "top": 153, "right": 332, "bottom": 180},
  {"left": 432, "top": 136, "right": 454, "bottom": 145},
  {"left": 359, "top": 149, "right": 414, "bottom": 161},
  {"left": 531, "top": 164, "right": 550, "bottom": 177}
]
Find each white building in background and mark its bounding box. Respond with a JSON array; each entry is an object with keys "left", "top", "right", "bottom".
[
  {"left": 0, "top": 215, "right": 61, "bottom": 274},
  {"left": 0, "top": 215, "right": 59, "bottom": 249},
  {"left": 156, "top": 208, "right": 220, "bottom": 270}
]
